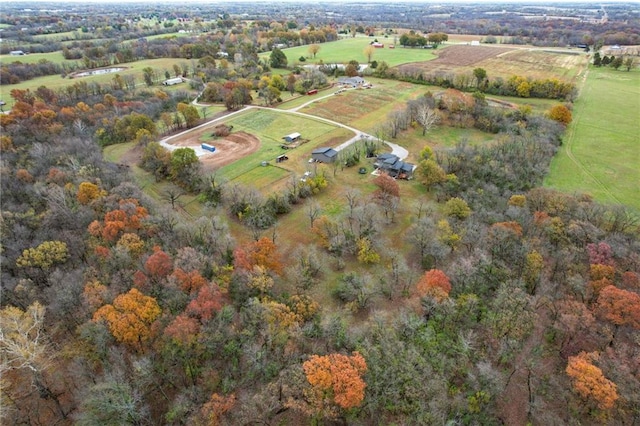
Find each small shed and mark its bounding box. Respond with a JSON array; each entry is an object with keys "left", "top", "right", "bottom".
[
  {"left": 311, "top": 147, "right": 338, "bottom": 163},
  {"left": 283, "top": 132, "right": 301, "bottom": 143},
  {"left": 163, "top": 77, "right": 183, "bottom": 86}
]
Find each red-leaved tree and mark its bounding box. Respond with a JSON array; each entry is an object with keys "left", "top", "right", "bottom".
[{"left": 595, "top": 285, "right": 640, "bottom": 329}]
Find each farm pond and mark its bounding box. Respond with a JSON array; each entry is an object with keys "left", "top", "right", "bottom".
[{"left": 70, "top": 67, "right": 126, "bottom": 78}]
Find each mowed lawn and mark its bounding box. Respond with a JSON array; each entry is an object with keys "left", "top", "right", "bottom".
[
  {"left": 215, "top": 109, "right": 354, "bottom": 183},
  {"left": 261, "top": 35, "right": 438, "bottom": 68},
  {"left": 545, "top": 67, "right": 640, "bottom": 211}
]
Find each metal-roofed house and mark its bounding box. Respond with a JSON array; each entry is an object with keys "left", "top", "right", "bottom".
[{"left": 374, "top": 153, "right": 415, "bottom": 179}]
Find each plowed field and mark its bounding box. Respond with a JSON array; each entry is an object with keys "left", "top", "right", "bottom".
[
  {"left": 395, "top": 44, "right": 588, "bottom": 82},
  {"left": 396, "top": 45, "right": 514, "bottom": 75}
]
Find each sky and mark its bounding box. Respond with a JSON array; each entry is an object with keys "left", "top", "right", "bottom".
[{"left": 7, "top": 0, "right": 639, "bottom": 3}]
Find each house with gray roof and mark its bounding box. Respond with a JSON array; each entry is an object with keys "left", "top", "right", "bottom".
[{"left": 374, "top": 153, "right": 415, "bottom": 179}]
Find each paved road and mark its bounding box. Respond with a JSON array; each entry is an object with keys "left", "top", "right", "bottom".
[{"left": 164, "top": 85, "right": 409, "bottom": 160}]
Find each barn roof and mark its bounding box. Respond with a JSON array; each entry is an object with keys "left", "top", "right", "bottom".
[
  {"left": 283, "top": 132, "right": 301, "bottom": 140},
  {"left": 312, "top": 147, "right": 338, "bottom": 157}
]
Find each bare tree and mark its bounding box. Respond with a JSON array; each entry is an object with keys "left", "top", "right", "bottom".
[
  {"left": 306, "top": 200, "right": 322, "bottom": 228},
  {"left": 163, "top": 188, "right": 184, "bottom": 210},
  {"left": 0, "top": 302, "right": 70, "bottom": 421},
  {"left": 413, "top": 99, "right": 440, "bottom": 136},
  {"left": 386, "top": 110, "right": 410, "bottom": 138}
]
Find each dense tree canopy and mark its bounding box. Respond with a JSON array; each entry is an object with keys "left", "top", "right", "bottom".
[{"left": 0, "top": 9, "right": 639, "bottom": 425}]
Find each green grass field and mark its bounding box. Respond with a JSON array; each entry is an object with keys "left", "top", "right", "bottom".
[
  {"left": 0, "top": 51, "right": 69, "bottom": 65},
  {"left": 0, "top": 57, "right": 198, "bottom": 110},
  {"left": 230, "top": 164, "right": 292, "bottom": 190},
  {"left": 545, "top": 67, "right": 640, "bottom": 211},
  {"left": 261, "top": 35, "right": 438, "bottom": 68},
  {"left": 297, "top": 77, "right": 498, "bottom": 162},
  {"left": 214, "top": 109, "right": 355, "bottom": 182},
  {"left": 32, "top": 31, "right": 80, "bottom": 42}
]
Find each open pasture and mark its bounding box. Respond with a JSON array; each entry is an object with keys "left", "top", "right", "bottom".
[
  {"left": 261, "top": 36, "right": 438, "bottom": 68},
  {"left": 395, "top": 44, "right": 589, "bottom": 82},
  {"left": 228, "top": 163, "right": 292, "bottom": 191},
  {"left": 32, "top": 31, "right": 80, "bottom": 42},
  {"left": 0, "top": 57, "right": 197, "bottom": 109},
  {"left": 545, "top": 67, "right": 640, "bottom": 211},
  {"left": 0, "top": 51, "right": 69, "bottom": 65},
  {"left": 299, "top": 77, "right": 501, "bottom": 161}
]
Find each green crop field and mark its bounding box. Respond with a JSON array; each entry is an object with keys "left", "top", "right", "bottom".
[
  {"left": 545, "top": 67, "right": 640, "bottom": 212},
  {"left": 260, "top": 35, "right": 438, "bottom": 68}
]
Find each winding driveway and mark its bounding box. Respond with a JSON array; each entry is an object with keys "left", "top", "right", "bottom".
[{"left": 163, "top": 86, "right": 409, "bottom": 160}]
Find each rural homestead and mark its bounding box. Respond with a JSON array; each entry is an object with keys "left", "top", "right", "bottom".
[{"left": 0, "top": 1, "right": 638, "bottom": 425}]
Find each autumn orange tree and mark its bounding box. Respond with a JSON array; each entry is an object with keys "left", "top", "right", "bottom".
[
  {"left": 566, "top": 351, "right": 618, "bottom": 411},
  {"left": 198, "top": 392, "right": 236, "bottom": 426},
  {"left": 547, "top": 104, "right": 572, "bottom": 125},
  {"left": 93, "top": 288, "right": 161, "bottom": 350},
  {"left": 416, "top": 268, "right": 452, "bottom": 301},
  {"left": 595, "top": 285, "right": 640, "bottom": 329},
  {"left": 88, "top": 198, "right": 149, "bottom": 243},
  {"left": 170, "top": 268, "right": 208, "bottom": 294},
  {"left": 302, "top": 351, "right": 367, "bottom": 416},
  {"left": 233, "top": 237, "right": 283, "bottom": 275}
]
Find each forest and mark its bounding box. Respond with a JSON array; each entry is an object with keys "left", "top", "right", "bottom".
[{"left": 1, "top": 3, "right": 640, "bottom": 426}]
